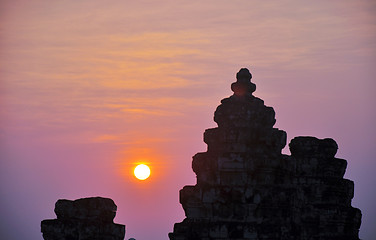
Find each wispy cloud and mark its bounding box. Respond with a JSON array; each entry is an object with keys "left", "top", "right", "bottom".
[{"left": 92, "top": 134, "right": 120, "bottom": 143}]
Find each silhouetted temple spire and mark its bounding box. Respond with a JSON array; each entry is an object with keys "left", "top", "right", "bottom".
[
  {"left": 169, "top": 68, "right": 361, "bottom": 240},
  {"left": 231, "top": 68, "right": 256, "bottom": 97}
]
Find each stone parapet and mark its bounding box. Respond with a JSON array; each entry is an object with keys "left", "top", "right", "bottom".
[{"left": 41, "top": 197, "right": 125, "bottom": 240}]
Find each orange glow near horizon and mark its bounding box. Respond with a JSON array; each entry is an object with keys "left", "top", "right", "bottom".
[{"left": 117, "top": 145, "right": 169, "bottom": 185}]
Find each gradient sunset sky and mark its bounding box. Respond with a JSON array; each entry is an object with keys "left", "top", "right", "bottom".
[{"left": 1, "top": 1, "right": 375, "bottom": 240}]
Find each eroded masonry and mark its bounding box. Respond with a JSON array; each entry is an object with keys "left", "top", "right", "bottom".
[
  {"left": 41, "top": 197, "right": 125, "bottom": 240},
  {"left": 169, "top": 68, "right": 361, "bottom": 240}
]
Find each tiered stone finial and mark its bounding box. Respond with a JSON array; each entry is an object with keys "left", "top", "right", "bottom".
[
  {"left": 231, "top": 68, "right": 256, "bottom": 97},
  {"left": 169, "top": 68, "right": 361, "bottom": 240},
  {"left": 41, "top": 197, "right": 125, "bottom": 240}
]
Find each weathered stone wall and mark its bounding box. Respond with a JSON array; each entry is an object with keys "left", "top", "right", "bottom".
[
  {"left": 169, "top": 68, "right": 361, "bottom": 240},
  {"left": 290, "top": 136, "right": 362, "bottom": 239},
  {"left": 41, "top": 197, "right": 125, "bottom": 240}
]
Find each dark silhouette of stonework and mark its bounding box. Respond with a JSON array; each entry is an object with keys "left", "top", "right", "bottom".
[
  {"left": 169, "top": 68, "right": 362, "bottom": 240},
  {"left": 41, "top": 197, "right": 125, "bottom": 240}
]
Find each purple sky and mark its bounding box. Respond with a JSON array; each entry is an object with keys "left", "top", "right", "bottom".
[{"left": 1, "top": 1, "right": 375, "bottom": 239}]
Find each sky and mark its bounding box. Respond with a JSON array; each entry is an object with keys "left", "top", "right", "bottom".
[{"left": 0, "top": 1, "right": 375, "bottom": 239}]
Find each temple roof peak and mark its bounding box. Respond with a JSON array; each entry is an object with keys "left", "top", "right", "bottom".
[{"left": 231, "top": 68, "right": 256, "bottom": 97}]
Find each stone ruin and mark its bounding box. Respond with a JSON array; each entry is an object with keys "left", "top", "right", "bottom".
[
  {"left": 41, "top": 197, "right": 125, "bottom": 240},
  {"left": 40, "top": 69, "right": 362, "bottom": 240},
  {"left": 169, "top": 68, "right": 362, "bottom": 240}
]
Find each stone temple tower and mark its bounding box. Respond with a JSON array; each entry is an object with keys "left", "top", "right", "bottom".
[{"left": 169, "top": 68, "right": 361, "bottom": 240}]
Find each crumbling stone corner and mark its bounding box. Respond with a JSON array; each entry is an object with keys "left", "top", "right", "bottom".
[{"left": 41, "top": 197, "right": 125, "bottom": 240}]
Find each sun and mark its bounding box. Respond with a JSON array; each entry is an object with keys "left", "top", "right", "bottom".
[{"left": 134, "top": 164, "right": 151, "bottom": 180}]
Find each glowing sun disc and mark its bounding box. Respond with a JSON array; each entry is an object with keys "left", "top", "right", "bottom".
[{"left": 134, "top": 164, "right": 151, "bottom": 180}]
